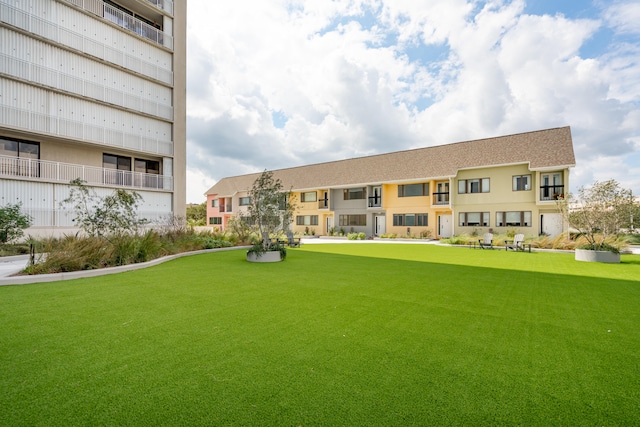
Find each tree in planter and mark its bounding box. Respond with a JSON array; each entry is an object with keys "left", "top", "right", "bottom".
[
  {"left": 244, "top": 170, "right": 296, "bottom": 253},
  {"left": 63, "top": 178, "right": 149, "bottom": 237},
  {"left": 557, "top": 179, "right": 636, "bottom": 252},
  {"left": 0, "top": 203, "right": 32, "bottom": 244}
]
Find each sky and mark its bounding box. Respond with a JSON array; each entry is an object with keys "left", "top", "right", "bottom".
[{"left": 185, "top": 0, "right": 640, "bottom": 203}]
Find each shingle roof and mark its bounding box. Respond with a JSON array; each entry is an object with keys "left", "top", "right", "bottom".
[{"left": 205, "top": 126, "right": 575, "bottom": 196}]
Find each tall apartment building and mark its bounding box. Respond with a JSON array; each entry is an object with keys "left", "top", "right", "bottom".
[{"left": 0, "top": 0, "right": 186, "bottom": 237}]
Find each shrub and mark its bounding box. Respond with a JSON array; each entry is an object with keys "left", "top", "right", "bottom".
[{"left": 0, "top": 203, "right": 32, "bottom": 244}]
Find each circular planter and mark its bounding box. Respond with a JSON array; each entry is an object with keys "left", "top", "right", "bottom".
[
  {"left": 246, "top": 251, "right": 283, "bottom": 263},
  {"left": 575, "top": 249, "right": 620, "bottom": 264}
]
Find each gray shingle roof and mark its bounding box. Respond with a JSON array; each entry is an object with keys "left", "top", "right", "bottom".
[{"left": 205, "top": 126, "right": 575, "bottom": 196}]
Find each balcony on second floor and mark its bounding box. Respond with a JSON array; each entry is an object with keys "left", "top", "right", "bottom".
[
  {"left": 0, "top": 154, "right": 172, "bottom": 190},
  {"left": 433, "top": 192, "right": 450, "bottom": 206},
  {"left": 540, "top": 185, "right": 565, "bottom": 201}
]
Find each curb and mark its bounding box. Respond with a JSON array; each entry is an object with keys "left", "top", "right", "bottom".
[{"left": 0, "top": 246, "right": 250, "bottom": 286}]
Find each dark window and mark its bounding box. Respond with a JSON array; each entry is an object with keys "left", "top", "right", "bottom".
[
  {"left": 343, "top": 188, "right": 365, "bottom": 200},
  {"left": 512, "top": 175, "right": 531, "bottom": 191},
  {"left": 458, "top": 178, "right": 490, "bottom": 194},
  {"left": 458, "top": 212, "right": 490, "bottom": 227},
  {"left": 239, "top": 197, "right": 251, "bottom": 206},
  {"left": 134, "top": 158, "right": 160, "bottom": 188},
  {"left": 496, "top": 211, "right": 532, "bottom": 227},
  {"left": 393, "top": 214, "right": 428, "bottom": 226},
  {"left": 0, "top": 137, "right": 40, "bottom": 177},
  {"left": 211, "top": 199, "right": 219, "bottom": 208},
  {"left": 339, "top": 215, "right": 366, "bottom": 226},
  {"left": 301, "top": 191, "right": 317, "bottom": 202},
  {"left": 209, "top": 217, "right": 222, "bottom": 225},
  {"left": 296, "top": 215, "right": 318, "bottom": 226},
  {"left": 103, "top": 154, "right": 131, "bottom": 186},
  {"left": 398, "top": 183, "right": 428, "bottom": 197}
]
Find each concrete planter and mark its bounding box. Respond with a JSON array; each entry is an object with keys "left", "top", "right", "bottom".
[
  {"left": 246, "top": 251, "right": 283, "bottom": 263},
  {"left": 575, "top": 249, "right": 620, "bottom": 264}
]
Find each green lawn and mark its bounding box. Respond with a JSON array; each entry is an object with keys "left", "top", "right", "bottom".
[{"left": 1, "top": 244, "right": 639, "bottom": 426}]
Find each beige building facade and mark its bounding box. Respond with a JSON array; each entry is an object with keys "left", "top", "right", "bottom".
[
  {"left": 0, "top": 0, "right": 186, "bottom": 236},
  {"left": 206, "top": 128, "right": 575, "bottom": 239}
]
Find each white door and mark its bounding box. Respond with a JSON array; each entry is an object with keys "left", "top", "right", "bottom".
[
  {"left": 326, "top": 216, "right": 334, "bottom": 234},
  {"left": 375, "top": 215, "right": 386, "bottom": 235},
  {"left": 541, "top": 213, "right": 563, "bottom": 237},
  {"left": 439, "top": 215, "right": 452, "bottom": 238}
]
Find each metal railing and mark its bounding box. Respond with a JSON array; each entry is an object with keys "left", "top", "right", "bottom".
[
  {"left": 0, "top": 1, "right": 173, "bottom": 84},
  {"left": 318, "top": 199, "right": 329, "bottom": 209},
  {"left": 62, "top": 0, "right": 173, "bottom": 49},
  {"left": 368, "top": 196, "right": 382, "bottom": 208},
  {"left": 0, "top": 155, "right": 173, "bottom": 190},
  {"left": 433, "top": 192, "right": 450, "bottom": 205},
  {"left": 540, "top": 185, "right": 564, "bottom": 201}
]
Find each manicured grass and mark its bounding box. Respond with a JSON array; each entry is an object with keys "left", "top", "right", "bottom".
[{"left": 1, "top": 244, "right": 639, "bottom": 426}]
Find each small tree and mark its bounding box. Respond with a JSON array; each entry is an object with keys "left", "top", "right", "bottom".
[
  {"left": 0, "top": 203, "right": 32, "bottom": 244},
  {"left": 63, "top": 179, "right": 148, "bottom": 237},
  {"left": 186, "top": 202, "right": 207, "bottom": 226},
  {"left": 558, "top": 179, "right": 636, "bottom": 251},
  {"left": 245, "top": 170, "right": 295, "bottom": 248}
]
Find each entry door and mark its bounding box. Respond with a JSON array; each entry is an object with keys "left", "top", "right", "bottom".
[
  {"left": 375, "top": 215, "right": 386, "bottom": 236},
  {"left": 326, "top": 216, "right": 334, "bottom": 234},
  {"left": 439, "top": 215, "right": 452, "bottom": 238},
  {"left": 541, "top": 213, "right": 563, "bottom": 237}
]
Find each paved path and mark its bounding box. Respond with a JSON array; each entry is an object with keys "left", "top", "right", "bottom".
[{"left": 0, "top": 255, "right": 30, "bottom": 278}]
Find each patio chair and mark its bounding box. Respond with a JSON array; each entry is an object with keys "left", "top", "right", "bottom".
[
  {"left": 478, "top": 233, "right": 494, "bottom": 249},
  {"left": 286, "top": 231, "right": 301, "bottom": 247},
  {"left": 505, "top": 234, "right": 525, "bottom": 251}
]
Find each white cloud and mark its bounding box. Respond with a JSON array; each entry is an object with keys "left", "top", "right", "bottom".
[{"left": 185, "top": 0, "right": 640, "bottom": 203}]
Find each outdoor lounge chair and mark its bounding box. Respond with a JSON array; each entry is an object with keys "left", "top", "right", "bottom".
[
  {"left": 478, "top": 233, "right": 494, "bottom": 249},
  {"left": 505, "top": 234, "right": 526, "bottom": 251},
  {"left": 286, "top": 231, "right": 301, "bottom": 247}
]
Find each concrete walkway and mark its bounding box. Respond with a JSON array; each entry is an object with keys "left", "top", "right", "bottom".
[{"left": 0, "top": 255, "right": 30, "bottom": 279}]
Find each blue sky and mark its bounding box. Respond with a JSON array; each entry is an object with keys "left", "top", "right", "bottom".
[{"left": 186, "top": 0, "right": 640, "bottom": 203}]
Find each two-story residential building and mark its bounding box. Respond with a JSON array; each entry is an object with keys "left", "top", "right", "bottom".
[
  {"left": 205, "top": 127, "right": 575, "bottom": 238},
  {"left": 0, "top": 0, "right": 187, "bottom": 237}
]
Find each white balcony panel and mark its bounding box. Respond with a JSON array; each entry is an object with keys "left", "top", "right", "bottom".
[{"left": 0, "top": 0, "right": 173, "bottom": 85}]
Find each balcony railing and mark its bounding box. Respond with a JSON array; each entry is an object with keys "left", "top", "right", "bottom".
[
  {"left": 540, "top": 185, "right": 564, "bottom": 201},
  {"left": 433, "top": 192, "right": 450, "bottom": 205},
  {"left": 318, "top": 199, "right": 329, "bottom": 209},
  {"left": 0, "top": 155, "right": 172, "bottom": 190},
  {"left": 219, "top": 204, "right": 232, "bottom": 213},
  {"left": 0, "top": 1, "right": 173, "bottom": 84},
  {"left": 368, "top": 196, "right": 382, "bottom": 208},
  {"left": 63, "top": 0, "right": 173, "bottom": 49}
]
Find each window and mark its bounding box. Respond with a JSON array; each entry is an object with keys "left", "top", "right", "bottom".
[
  {"left": 344, "top": 188, "right": 365, "bottom": 200},
  {"left": 211, "top": 199, "right": 219, "bottom": 208},
  {"left": 103, "top": 153, "right": 131, "bottom": 185},
  {"left": 301, "top": 191, "right": 317, "bottom": 202},
  {"left": 458, "top": 212, "right": 490, "bottom": 227},
  {"left": 513, "top": 175, "right": 531, "bottom": 191},
  {"left": 398, "top": 183, "right": 429, "bottom": 197},
  {"left": 496, "top": 211, "right": 532, "bottom": 227},
  {"left": 0, "top": 137, "right": 40, "bottom": 177},
  {"left": 239, "top": 197, "right": 251, "bottom": 206},
  {"left": 393, "top": 214, "right": 428, "bottom": 226},
  {"left": 209, "top": 217, "right": 222, "bottom": 225},
  {"left": 134, "top": 158, "right": 160, "bottom": 188},
  {"left": 296, "top": 215, "right": 319, "bottom": 226},
  {"left": 339, "top": 215, "right": 366, "bottom": 226},
  {"left": 458, "top": 178, "right": 490, "bottom": 194}
]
